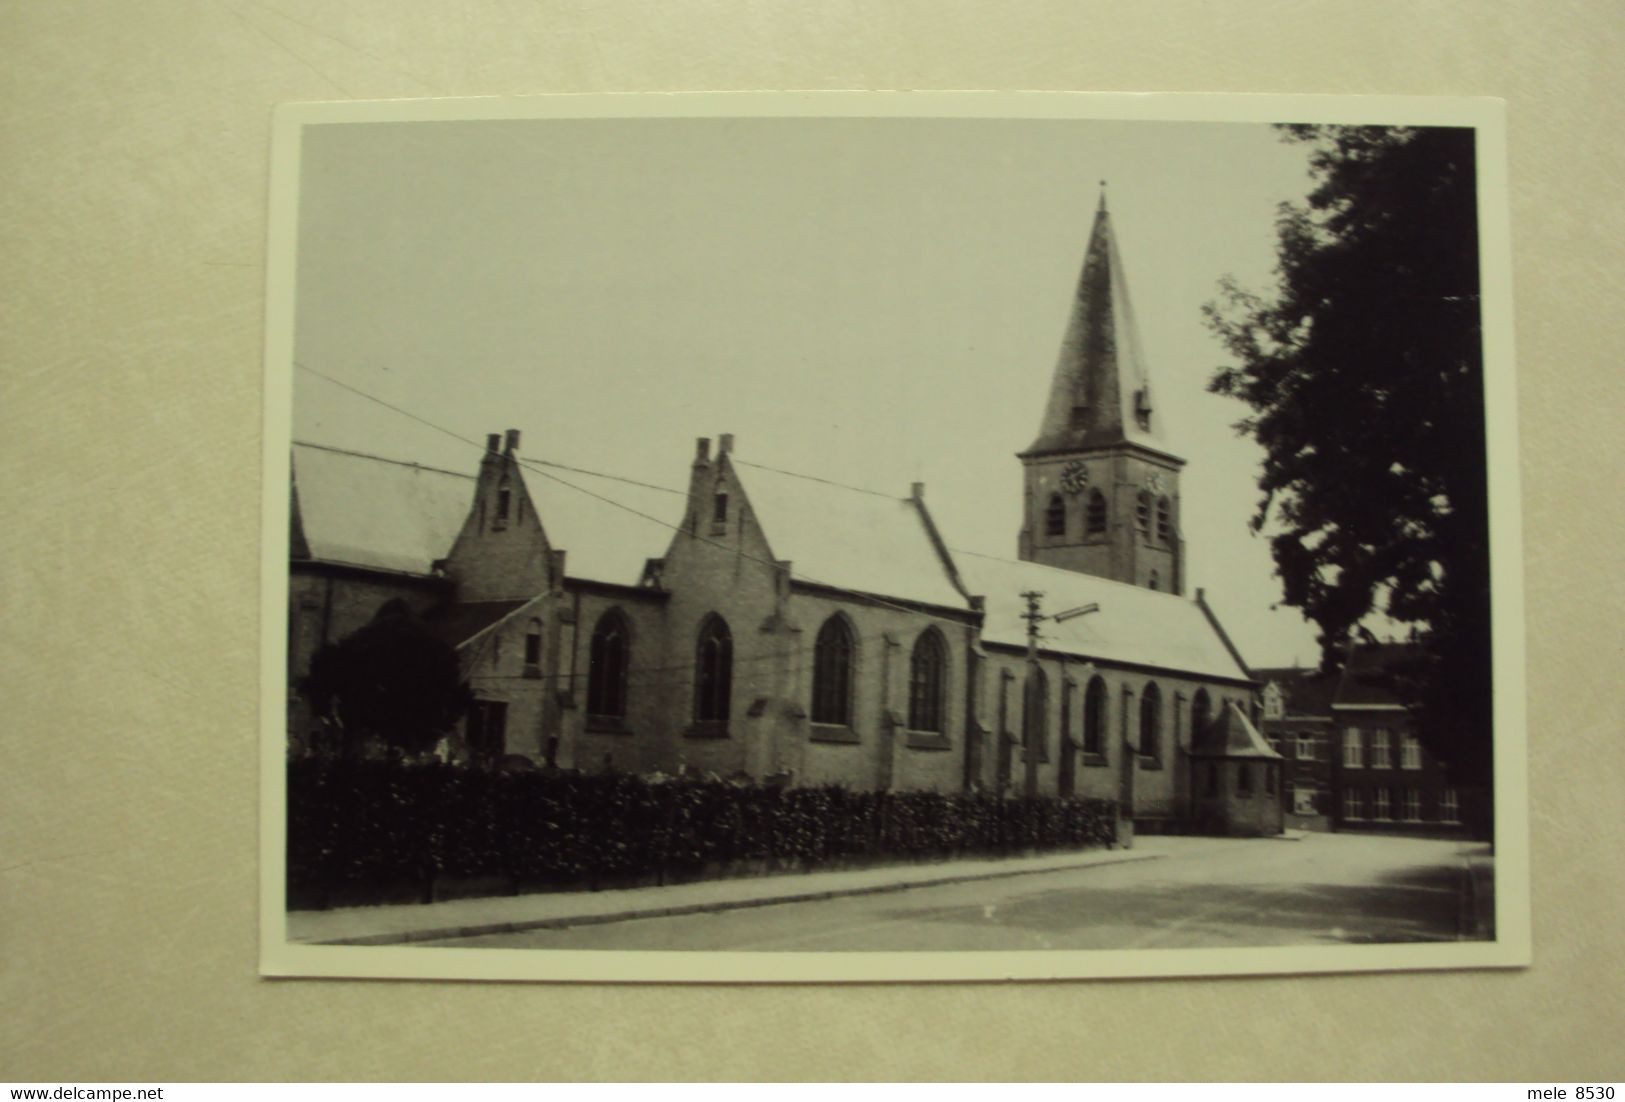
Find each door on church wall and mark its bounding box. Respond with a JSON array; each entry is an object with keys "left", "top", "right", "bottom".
[{"left": 466, "top": 699, "right": 508, "bottom": 769}]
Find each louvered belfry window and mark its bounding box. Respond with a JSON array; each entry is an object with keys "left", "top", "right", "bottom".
[
  {"left": 908, "top": 628, "right": 947, "bottom": 732},
  {"left": 1086, "top": 490, "right": 1108, "bottom": 535},
  {"left": 694, "top": 614, "right": 732, "bottom": 723},
  {"left": 811, "top": 615, "right": 855, "bottom": 726}
]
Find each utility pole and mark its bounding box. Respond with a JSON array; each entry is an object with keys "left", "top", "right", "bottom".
[{"left": 1020, "top": 590, "right": 1045, "bottom": 798}]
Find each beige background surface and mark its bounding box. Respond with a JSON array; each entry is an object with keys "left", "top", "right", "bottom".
[{"left": 3, "top": 0, "right": 1621, "bottom": 1082}]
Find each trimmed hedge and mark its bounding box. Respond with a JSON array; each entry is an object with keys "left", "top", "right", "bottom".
[{"left": 287, "top": 759, "right": 1117, "bottom": 905}]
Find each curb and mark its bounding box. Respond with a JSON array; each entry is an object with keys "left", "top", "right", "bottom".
[{"left": 309, "top": 850, "right": 1166, "bottom": 947}]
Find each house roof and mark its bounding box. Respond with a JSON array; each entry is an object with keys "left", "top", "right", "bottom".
[
  {"left": 732, "top": 461, "right": 970, "bottom": 613},
  {"left": 291, "top": 442, "right": 473, "bottom": 576},
  {"left": 1335, "top": 642, "right": 1427, "bottom": 708},
  {"left": 1024, "top": 195, "right": 1170, "bottom": 458},
  {"left": 1195, "top": 701, "right": 1282, "bottom": 759},
  {"left": 952, "top": 551, "right": 1253, "bottom": 683},
  {"left": 1255, "top": 665, "right": 1342, "bottom": 718}
]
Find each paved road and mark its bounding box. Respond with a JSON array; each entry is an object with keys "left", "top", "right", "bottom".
[{"left": 423, "top": 832, "right": 1485, "bottom": 952}]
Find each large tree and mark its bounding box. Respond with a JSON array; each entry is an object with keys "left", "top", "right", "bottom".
[
  {"left": 1205, "top": 124, "right": 1491, "bottom": 782},
  {"left": 301, "top": 599, "right": 472, "bottom": 759}
]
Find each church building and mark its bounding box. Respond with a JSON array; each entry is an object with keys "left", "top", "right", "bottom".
[{"left": 286, "top": 193, "right": 1280, "bottom": 837}]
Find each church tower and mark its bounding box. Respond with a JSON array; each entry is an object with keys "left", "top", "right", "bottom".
[{"left": 1017, "top": 189, "right": 1186, "bottom": 594}]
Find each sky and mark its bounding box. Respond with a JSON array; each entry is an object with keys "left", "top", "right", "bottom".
[{"left": 289, "top": 112, "right": 1329, "bottom": 668}]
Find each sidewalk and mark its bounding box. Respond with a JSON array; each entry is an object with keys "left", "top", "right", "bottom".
[{"left": 285, "top": 845, "right": 1163, "bottom": 946}]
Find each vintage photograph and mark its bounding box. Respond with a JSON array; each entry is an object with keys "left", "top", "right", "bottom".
[{"left": 260, "top": 94, "right": 1524, "bottom": 982}]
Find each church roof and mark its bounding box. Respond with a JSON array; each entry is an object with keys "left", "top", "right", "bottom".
[
  {"left": 1193, "top": 701, "right": 1282, "bottom": 759},
  {"left": 731, "top": 461, "right": 971, "bottom": 613},
  {"left": 953, "top": 551, "right": 1253, "bottom": 683},
  {"left": 522, "top": 464, "right": 685, "bottom": 588},
  {"left": 1024, "top": 194, "right": 1169, "bottom": 458},
  {"left": 291, "top": 442, "right": 472, "bottom": 576},
  {"left": 291, "top": 441, "right": 681, "bottom": 587}
]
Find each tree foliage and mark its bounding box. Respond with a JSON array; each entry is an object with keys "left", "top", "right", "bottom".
[
  {"left": 301, "top": 599, "right": 472, "bottom": 759},
  {"left": 1205, "top": 125, "right": 1491, "bottom": 780}
]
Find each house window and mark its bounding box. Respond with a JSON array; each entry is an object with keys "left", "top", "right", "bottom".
[
  {"left": 1344, "top": 788, "right": 1364, "bottom": 820},
  {"left": 1343, "top": 727, "right": 1363, "bottom": 768},
  {"left": 1263, "top": 683, "right": 1284, "bottom": 720},
  {"left": 1296, "top": 734, "right": 1316, "bottom": 760},
  {"left": 1401, "top": 733, "right": 1422, "bottom": 770},
  {"left": 1135, "top": 491, "right": 1151, "bottom": 535},
  {"left": 1045, "top": 493, "right": 1066, "bottom": 537},
  {"left": 810, "top": 614, "right": 855, "bottom": 727},
  {"left": 1138, "top": 682, "right": 1161, "bottom": 758},
  {"left": 1404, "top": 788, "right": 1422, "bottom": 821},
  {"left": 1441, "top": 787, "right": 1460, "bottom": 822},
  {"left": 586, "top": 609, "right": 630, "bottom": 719},
  {"left": 523, "top": 618, "right": 542, "bottom": 669},
  {"left": 1373, "top": 788, "right": 1391, "bottom": 820},
  {"left": 1156, "top": 496, "right": 1171, "bottom": 544},
  {"left": 907, "top": 628, "right": 947, "bottom": 733},
  {"left": 1371, "top": 728, "right": 1392, "bottom": 769},
  {"left": 694, "top": 614, "right": 732, "bottom": 723},
  {"left": 1083, "top": 675, "right": 1107, "bottom": 755},
  {"left": 1293, "top": 786, "right": 1317, "bottom": 815},
  {"left": 1086, "top": 490, "right": 1107, "bottom": 535}
]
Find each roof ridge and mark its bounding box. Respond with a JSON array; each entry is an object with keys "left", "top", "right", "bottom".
[
  {"left": 292, "top": 439, "right": 474, "bottom": 480},
  {"left": 951, "top": 547, "right": 1200, "bottom": 601}
]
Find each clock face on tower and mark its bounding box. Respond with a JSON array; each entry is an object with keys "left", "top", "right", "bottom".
[{"left": 1060, "top": 460, "right": 1089, "bottom": 495}]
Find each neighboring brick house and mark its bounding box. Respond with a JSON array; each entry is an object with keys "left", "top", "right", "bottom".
[
  {"left": 1331, "top": 643, "right": 1488, "bottom": 838},
  {"left": 1253, "top": 666, "right": 1339, "bottom": 831},
  {"left": 285, "top": 191, "right": 1275, "bottom": 835}
]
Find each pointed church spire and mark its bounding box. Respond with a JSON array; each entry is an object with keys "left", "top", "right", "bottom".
[{"left": 1022, "top": 187, "right": 1164, "bottom": 458}]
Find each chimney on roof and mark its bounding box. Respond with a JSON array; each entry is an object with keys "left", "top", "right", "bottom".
[
  {"left": 718, "top": 433, "right": 734, "bottom": 456},
  {"left": 503, "top": 429, "right": 520, "bottom": 454},
  {"left": 695, "top": 437, "right": 711, "bottom": 463},
  {"left": 486, "top": 433, "right": 501, "bottom": 453}
]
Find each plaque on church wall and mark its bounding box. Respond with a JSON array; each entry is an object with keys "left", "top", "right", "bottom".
[{"left": 259, "top": 91, "right": 1527, "bottom": 983}]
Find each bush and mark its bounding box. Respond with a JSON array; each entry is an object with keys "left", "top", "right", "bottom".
[{"left": 286, "top": 759, "right": 1117, "bottom": 904}]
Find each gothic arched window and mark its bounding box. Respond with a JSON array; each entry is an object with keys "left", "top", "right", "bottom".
[
  {"left": 811, "top": 614, "right": 855, "bottom": 726},
  {"left": 1083, "top": 675, "right": 1107, "bottom": 755},
  {"left": 1086, "top": 489, "right": 1107, "bottom": 536},
  {"left": 586, "top": 609, "right": 631, "bottom": 719},
  {"left": 1192, "top": 687, "right": 1212, "bottom": 748},
  {"left": 1045, "top": 493, "right": 1066, "bottom": 537},
  {"left": 694, "top": 614, "right": 732, "bottom": 723},
  {"left": 1139, "top": 681, "right": 1162, "bottom": 758},
  {"left": 494, "top": 477, "right": 512, "bottom": 529},
  {"left": 1156, "top": 495, "right": 1172, "bottom": 544},
  {"left": 907, "top": 628, "right": 947, "bottom": 733}
]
